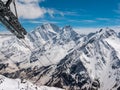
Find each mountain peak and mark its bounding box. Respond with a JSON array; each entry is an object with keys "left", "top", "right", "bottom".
[
  {"left": 42, "top": 23, "right": 57, "bottom": 28},
  {"left": 62, "top": 25, "right": 73, "bottom": 31},
  {"left": 61, "top": 25, "right": 75, "bottom": 35},
  {"left": 98, "top": 27, "right": 115, "bottom": 34},
  {"left": 41, "top": 23, "right": 60, "bottom": 33},
  {"left": 94, "top": 27, "right": 117, "bottom": 39},
  {"left": 85, "top": 28, "right": 117, "bottom": 45}
]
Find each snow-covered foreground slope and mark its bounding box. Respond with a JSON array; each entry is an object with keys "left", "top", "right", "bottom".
[
  {"left": 0, "top": 24, "right": 120, "bottom": 90},
  {"left": 0, "top": 75, "right": 63, "bottom": 90}
]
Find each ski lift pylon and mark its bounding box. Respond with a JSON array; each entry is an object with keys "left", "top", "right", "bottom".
[{"left": 0, "top": 0, "right": 27, "bottom": 39}]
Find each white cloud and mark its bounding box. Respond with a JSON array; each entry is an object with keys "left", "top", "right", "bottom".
[
  {"left": 28, "top": 20, "right": 59, "bottom": 24},
  {"left": 64, "top": 11, "right": 79, "bottom": 16},
  {"left": 47, "top": 9, "right": 55, "bottom": 18},
  {"left": 74, "top": 27, "right": 99, "bottom": 34},
  {"left": 9, "top": 0, "right": 62, "bottom": 19},
  {"left": 46, "top": 9, "right": 64, "bottom": 17},
  {"left": 10, "top": 0, "right": 46, "bottom": 19},
  {"left": 96, "top": 18, "right": 110, "bottom": 21},
  {"left": 79, "top": 20, "right": 96, "bottom": 23},
  {"left": 68, "top": 19, "right": 96, "bottom": 23},
  {"left": 114, "top": 3, "right": 120, "bottom": 14}
]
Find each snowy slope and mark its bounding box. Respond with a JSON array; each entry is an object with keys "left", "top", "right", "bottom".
[{"left": 0, "top": 75, "right": 63, "bottom": 90}]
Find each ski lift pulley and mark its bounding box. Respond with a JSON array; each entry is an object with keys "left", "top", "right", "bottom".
[{"left": 0, "top": 0, "right": 27, "bottom": 39}]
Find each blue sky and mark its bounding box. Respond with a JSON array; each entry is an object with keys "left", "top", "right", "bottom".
[{"left": 0, "top": 0, "right": 120, "bottom": 32}]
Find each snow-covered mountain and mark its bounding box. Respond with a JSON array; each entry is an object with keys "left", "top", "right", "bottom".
[
  {"left": 0, "top": 23, "right": 82, "bottom": 69},
  {"left": 0, "top": 24, "right": 120, "bottom": 90}
]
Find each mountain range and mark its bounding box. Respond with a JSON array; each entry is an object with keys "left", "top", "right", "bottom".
[{"left": 0, "top": 23, "right": 120, "bottom": 90}]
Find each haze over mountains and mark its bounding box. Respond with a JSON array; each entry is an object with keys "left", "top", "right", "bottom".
[{"left": 0, "top": 23, "right": 120, "bottom": 90}]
